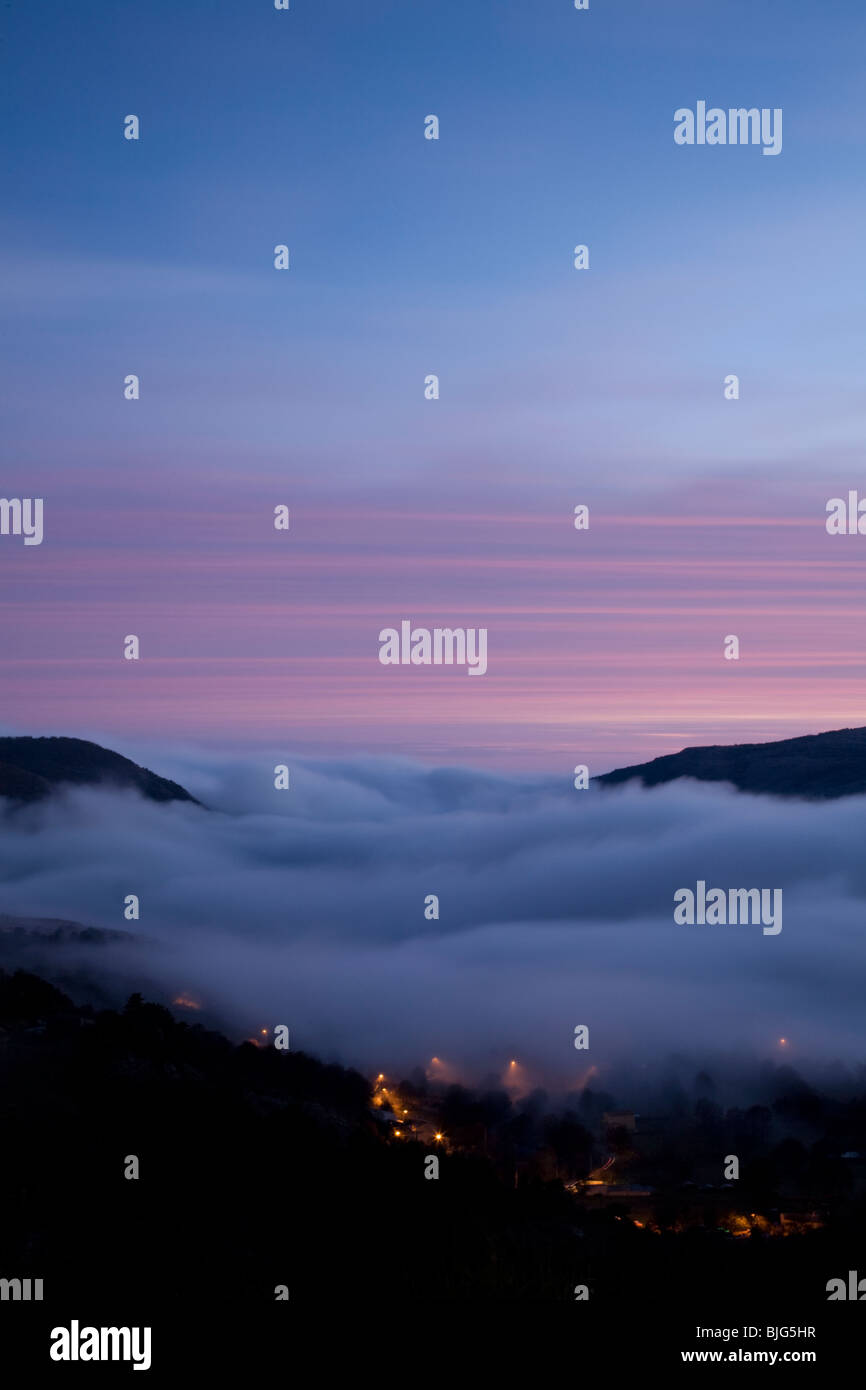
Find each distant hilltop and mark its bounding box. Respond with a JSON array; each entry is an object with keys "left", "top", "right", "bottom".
[
  {"left": 0, "top": 737, "right": 200, "bottom": 806},
  {"left": 4, "top": 727, "right": 865, "bottom": 808},
  {"left": 595, "top": 727, "right": 866, "bottom": 800}
]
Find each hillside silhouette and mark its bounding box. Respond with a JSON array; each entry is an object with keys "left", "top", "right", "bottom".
[
  {"left": 1, "top": 968, "right": 865, "bottom": 1323},
  {"left": 595, "top": 727, "right": 866, "bottom": 799},
  {"left": 0, "top": 736, "right": 199, "bottom": 805}
]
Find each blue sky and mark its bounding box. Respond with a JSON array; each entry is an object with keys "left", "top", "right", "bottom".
[
  {"left": 3, "top": 0, "right": 866, "bottom": 768},
  {"left": 5, "top": 0, "right": 866, "bottom": 479}
]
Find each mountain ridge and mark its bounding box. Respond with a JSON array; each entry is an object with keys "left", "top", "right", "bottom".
[
  {"left": 595, "top": 726, "right": 866, "bottom": 800},
  {"left": 0, "top": 736, "right": 200, "bottom": 806},
  {"left": 2, "top": 727, "right": 865, "bottom": 807}
]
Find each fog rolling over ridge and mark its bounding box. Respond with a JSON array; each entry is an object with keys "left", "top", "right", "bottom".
[{"left": 1, "top": 730, "right": 865, "bottom": 1084}]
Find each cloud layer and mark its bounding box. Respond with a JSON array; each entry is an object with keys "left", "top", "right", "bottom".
[{"left": 1, "top": 754, "right": 864, "bottom": 1086}]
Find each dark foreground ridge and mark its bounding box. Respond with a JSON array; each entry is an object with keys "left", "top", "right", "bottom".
[
  {"left": 0, "top": 735, "right": 199, "bottom": 805},
  {"left": 1, "top": 967, "right": 865, "bottom": 1323},
  {"left": 595, "top": 726, "right": 866, "bottom": 800}
]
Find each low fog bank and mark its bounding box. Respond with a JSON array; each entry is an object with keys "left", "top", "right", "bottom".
[{"left": 1, "top": 750, "right": 864, "bottom": 1087}]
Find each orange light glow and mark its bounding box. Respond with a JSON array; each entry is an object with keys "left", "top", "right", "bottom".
[{"left": 172, "top": 995, "right": 201, "bottom": 1011}]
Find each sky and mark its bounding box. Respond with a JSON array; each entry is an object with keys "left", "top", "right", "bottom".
[{"left": 3, "top": 0, "right": 866, "bottom": 771}]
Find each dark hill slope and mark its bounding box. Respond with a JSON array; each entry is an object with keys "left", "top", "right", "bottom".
[
  {"left": 0, "top": 736, "right": 199, "bottom": 805},
  {"left": 595, "top": 727, "right": 866, "bottom": 800}
]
